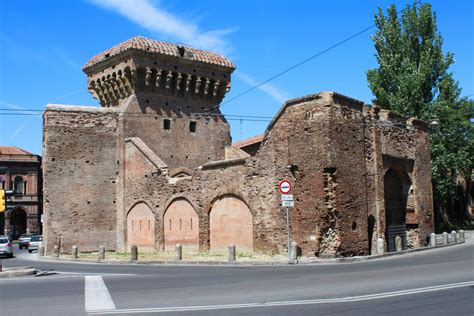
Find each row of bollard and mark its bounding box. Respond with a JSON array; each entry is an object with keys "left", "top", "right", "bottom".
[
  {"left": 34, "top": 230, "right": 467, "bottom": 261},
  {"left": 375, "top": 229, "right": 466, "bottom": 255},
  {"left": 430, "top": 230, "right": 465, "bottom": 247},
  {"left": 128, "top": 244, "right": 239, "bottom": 262}
]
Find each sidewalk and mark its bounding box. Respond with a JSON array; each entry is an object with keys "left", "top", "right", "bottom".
[
  {"left": 0, "top": 266, "right": 36, "bottom": 278},
  {"left": 32, "top": 232, "right": 470, "bottom": 266}
]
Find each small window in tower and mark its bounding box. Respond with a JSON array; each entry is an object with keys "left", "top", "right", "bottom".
[
  {"left": 163, "top": 119, "right": 171, "bottom": 130},
  {"left": 189, "top": 121, "right": 197, "bottom": 133}
]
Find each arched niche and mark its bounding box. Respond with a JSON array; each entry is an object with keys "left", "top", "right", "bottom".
[
  {"left": 163, "top": 198, "right": 199, "bottom": 250},
  {"left": 209, "top": 195, "right": 253, "bottom": 252},
  {"left": 127, "top": 202, "right": 155, "bottom": 249}
]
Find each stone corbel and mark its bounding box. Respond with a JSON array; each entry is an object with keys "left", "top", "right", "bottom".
[
  {"left": 105, "top": 80, "right": 117, "bottom": 103},
  {"left": 110, "top": 77, "right": 121, "bottom": 100},
  {"left": 121, "top": 69, "right": 133, "bottom": 95},
  {"left": 94, "top": 81, "right": 106, "bottom": 105},
  {"left": 155, "top": 69, "right": 162, "bottom": 89},
  {"left": 175, "top": 72, "right": 182, "bottom": 96},
  {"left": 144, "top": 67, "right": 152, "bottom": 87},
  {"left": 99, "top": 79, "right": 111, "bottom": 104},
  {"left": 184, "top": 74, "right": 192, "bottom": 97},
  {"left": 165, "top": 71, "right": 173, "bottom": 92},
  {"left": 88, "top": 81, "right": 101, "bottom": 104},
  {"left": 115, "top": 72, "right": 127, "bottom": 98},
  {"left": 226, "top": 81, "right": 232, "bottom": 93},
  {"left": 195, "top": 76, "right": 202, "bottom": 95},
  {"left": 130, "top": 69, "right": 137, "bottom": 88},
  {"left": 204, "top": 78, "right": 211, "bottom": 96},
  {"left": 212, "top": 80, "right": 220, "bottom": 98}
]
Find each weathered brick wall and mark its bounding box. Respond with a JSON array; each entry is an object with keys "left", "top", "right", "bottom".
[
  {"left": 258, "top": 93, "right": 370, "bottom": 257},
  {"left": 42, "top": 106, "right": 118, "bottom": 254},
  {"left": 364, "top": 108, "right": 434, "bottom": 252},
  {"left": 121, "top": 93, "right": 230, "bottom": 170},
  {"left": 43, "top": 93, "right": 433, "bottom": 258}
]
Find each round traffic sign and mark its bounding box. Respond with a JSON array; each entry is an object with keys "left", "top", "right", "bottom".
[{"left": 278, "top": 180, "right": 292, "bottom": 194}]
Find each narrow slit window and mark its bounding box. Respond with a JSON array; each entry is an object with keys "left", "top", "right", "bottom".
[
  {"left": 169, "top": 219, "right": 172, "bottom": 231},
  {"left": 189, "top": 121, "right": 197, "bottom": 133},
  {"left": 148, "top": 220, "right": 150, "bottom": 230},
  {"left": 179, "top": 219, "right": 182, "bottom": 230},
  {"left": 190, "top": 218, "right": 193, "bottom": 230},
  {"left": 163, "top": 119, "right": 171, "bottom": 130}
]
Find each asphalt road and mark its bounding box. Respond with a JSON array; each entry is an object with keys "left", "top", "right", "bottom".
[{"left": 1, "top": 242, "right": 473, "bottom": 316}]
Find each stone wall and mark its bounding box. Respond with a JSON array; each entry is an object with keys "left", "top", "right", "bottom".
[{"left": 42, "top": 106, "right": 119, "bottom": 254}]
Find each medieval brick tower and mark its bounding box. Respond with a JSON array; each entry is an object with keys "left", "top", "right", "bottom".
[{"left": 83, "top": 36, "right": 236, "bottom": 170}]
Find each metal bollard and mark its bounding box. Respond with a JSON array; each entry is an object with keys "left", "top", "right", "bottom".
[
  {"left": 395, "top": 236, "right": 402, "bottom": 252},
  {"left": 442, "top": 232, "right": 448, "bottom": 245},
  {"left": 429, "top": 233, "right": 436, "bottom": 247},
  {"left": 99, "top": 245, "right": 105, "bottom": 260},
  {"left": 459, "top": 230, "right": 465, "bottom": 242},
  {"left": 228, "top": 244, "right": 236, "bottom": 262},
  {"left": 451, "top": 231, "right": 457, "bottom": 243},
  {"left": 376, "top": 238, "right": 384, "bottom": 255},
  {"left": 72, "top": 245, "right": 78, "bottom": 259},
  {"left": 290, "top": 241, "right": 298, "bottom": 262},
  {"left": 53, "top": 245, "right": 59, "bottom": 258},
  {"left": 131, "top": 245, "right": 138, "bottom": 261},
  {"left": 175, "top": 244, "right": 182, "bottom": 261},
  {"left": 38, "top": 245, "right": 45, "bottom": 256}
]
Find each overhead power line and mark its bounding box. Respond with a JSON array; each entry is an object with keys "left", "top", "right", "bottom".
[{"left": 221, "top": 25, "right": 378, "bottom": 106}]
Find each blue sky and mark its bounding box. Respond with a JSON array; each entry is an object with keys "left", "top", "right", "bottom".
[{"left": 0, "top": 0, "right": 473, "bottom": 155}]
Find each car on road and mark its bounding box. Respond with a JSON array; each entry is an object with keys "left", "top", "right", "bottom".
[
  {"left": 0, "top": 234, "right": 12, "bottom": 242},
  {"left": 0, "top": 237, "right": 14, "bottom": 258},
  {"left": 28, "top": 235, "right": 43, "bottom": 253},
  {"left": 19, "top": 234, "right": 34, "bottom": 249}
]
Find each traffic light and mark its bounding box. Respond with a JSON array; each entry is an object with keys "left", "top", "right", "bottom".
[
  {"left": 0, "top": 190, "right": 13, "bottom": 213},
  {"left": 0, "top": 189, "right": 5, "bottom": 213}
]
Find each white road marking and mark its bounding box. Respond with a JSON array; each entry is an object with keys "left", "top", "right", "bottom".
[
  {"left": 88, "top": 281, "right": 474, "bottom": 314},
  {"left": 85, "top": 275, "right": 116, "bottom": 312}
]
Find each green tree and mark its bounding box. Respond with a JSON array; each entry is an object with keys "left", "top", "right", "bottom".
[{"left": 367, "top": 1, "right": 473, "bottom": 227}]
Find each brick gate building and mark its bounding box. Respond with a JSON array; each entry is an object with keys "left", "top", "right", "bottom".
[
  {"left": 0, "top": 146, "right": 42, "bottom": 239},
  {"left": 42, "top": 36, "right": 434, "bottom": 257}
]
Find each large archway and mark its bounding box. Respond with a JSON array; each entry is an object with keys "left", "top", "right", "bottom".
[
  {"left": 10, "top": 208, "right": 27, "bottom": 240},
  {"left": 210, "top": 195, "right": 253, "bottom": 252},
  {"left": 384, "top": 169, "right": 409, "bottom": 252},
  {"left": 164, "top": 198, "right": 199, "bottom": 250},
  {"left": 127, "top": 202, "right": 155, "bottom": 249}
]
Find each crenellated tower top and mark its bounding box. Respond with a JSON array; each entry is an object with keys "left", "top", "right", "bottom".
[{"left": 83, "top": 36, "right": 236, "bottom": 108}]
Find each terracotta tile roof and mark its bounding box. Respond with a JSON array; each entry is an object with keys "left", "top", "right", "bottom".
[
  {"left": 83, "top": 36, "right": 235, "bottom": 71},
  {"left": 232, "top": 134, "right": 264, "bottom": 148},
  {"left": 0, "top": 146, "right": 33, "bottom": 155}
]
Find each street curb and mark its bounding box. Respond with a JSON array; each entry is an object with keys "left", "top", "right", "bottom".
[
  {"left": 304, "top": 240, "right": 466, "bottom": 264},
  {"left": 0, "top": 266, "right": 36, "bottom": 278},
  {"left": 32, "top": 240, "right": 468, "bottom": 266}
]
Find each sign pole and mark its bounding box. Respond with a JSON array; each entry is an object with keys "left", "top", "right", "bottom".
[
  {"left": 279, "top": 179, "right": 293, "bottom": 262},
  {"left": 285, "top": 206, "right": 291, "bottom": 261}
]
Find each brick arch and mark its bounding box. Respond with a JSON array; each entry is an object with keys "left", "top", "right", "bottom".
[
  {"left": 10, "top": 207, "right": 27, "bottom": 239},
  {"left": 209, "top": 195, "right": 253, "bottom": 252},
  {"left": 163, "top": 198, "right": 199, "bottom": 250},
  {"left": 126, "top": 202, "right": 155, "bottom": 249},
  {"left": 384, "top": 168, "right": 411, "bottom": 252}
]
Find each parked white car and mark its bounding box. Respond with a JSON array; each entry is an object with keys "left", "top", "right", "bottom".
[
  {"left": 28, "top": 235, "right": 43, "bottom": 253},
  {"left": 0, "top": 237, "right": 14, "bottom": 258},
  {"left": 19, "top": 234, "right": 34, "bottom": 249}
]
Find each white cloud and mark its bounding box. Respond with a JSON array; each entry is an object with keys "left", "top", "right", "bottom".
[
  {"left": 234, "top": 72, "right": 288, "bottom": 104},
  {"left": 89, "top": 0, "right": 235, "bottom": 54}
]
